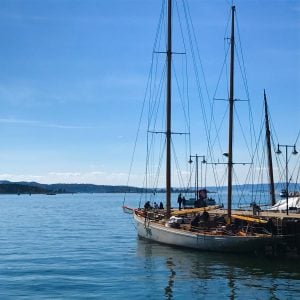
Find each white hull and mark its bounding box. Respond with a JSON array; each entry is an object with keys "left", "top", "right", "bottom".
[
  {"left": 134, "top": 212, "right": 276, "bottom": 253},
  {"left": 269, "top": 196, "right": 300, "bottom": 211}
]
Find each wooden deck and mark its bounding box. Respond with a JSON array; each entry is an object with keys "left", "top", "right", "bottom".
[
  {"left": 172, "top": 207, "right": 300, "bottom": 219},
  {"left": 210, "top": 208, "right": 300, "bottom": 219}
]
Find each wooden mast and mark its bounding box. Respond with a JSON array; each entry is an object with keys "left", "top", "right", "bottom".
[
  {"left": 227, "top": 6, "right": 235, "bottom": 222},
  {"left": 264, "top": 90, "right": 276, "bottom": 206},
  {"left": 166, "top": 0, "right": 172, "bottom": 218}
]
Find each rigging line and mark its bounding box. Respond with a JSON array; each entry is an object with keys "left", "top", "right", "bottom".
[
  {"left": 212, "top": 44, "right": 230, "bottom": 100},
  {"left": 287, "top": 151, "right": 298, "bottom": 182},
  {"left": 206, "top": 107, "right": 228, "bottom": 193},
  {"left": 183, "top": 1, "right": 223, "bottom": 194},
  {"left": 208, "top": 71, "right": 230, "bottom": 191},
  {"left": 149, "top": 119, "right": 165, "bottom": 195},
  {"left": 235, "top": 12, "right": 250, "bottom": 99},
  {"left": 157, "top": 0, "right": 166, "bottom": 51},
  {"left": 174, "top": 0, "right": 188, "bottom": 96},
  {"left": 234, "top": 106, "right": 253, "bottom": 159},
  {"left": 258, "top": 103, "right": 269, "bottom": 187},
  {"left": 147, "top": 75, "right": 165, "bottom": 191},
  {"left": 140, "top": 140, "right": 154, "bottom": 208},
  {"left": 148, "top": 68, "right": 166, "bottom": 143},
  {"left": 234, "top": 41, "right": 258, "bottom": 164},
  {"left": 148, "top": 80, "right": 166, "bottom": 194},
  {"left": 213, "top": 4, "right": 231, "bottom": 101},
  {"left": 152, "top": 139, "right": 166, "bottom": 194},
  {"left": 234, "top": 44, "right": 256, "bottom": 151},
  {"left": 210, "top": 45, "right": 231, "bottom": 159},
  {"left": 232, "top": 168, "right": 248, "bottom": 208},
  {"left": 149, "top": 50, "right": 161, "bottom": 123},
  {"left": 269, "top": 111, "right": 280, "bottom": 146},
  {"left": 223, "top": 5, "right": 232, "bottom": 41},
  {"left": 171, "top": 139, "right": 186, "bottom": 190},
  {"left": 148, "top": 54, "right": 166, "bottom": 123},
  {"left": 185, "top": 52, "right": 192, "bottom": 157},
  {"left": 181, "top": 3, "right": 208, "bottom": 130},
  {"left": 210, "top": 105, "right": 229, "bottom": 156},
  {"left": 142, "top": 1, "right": 167, "bottom": 197},
  {"left": 294, "top": 155, "right": 300, "bottom": 186},
  {"left": 183, "top": 1, "right": 222, "bottom": 154},
  {"left": 174, "top": 1, "right": 193, "bottom": 157},
  {"left": 145, "top": 134, "right": 159, "bottom": 196},
  {"left": 175, "top": 0, "right": 187, "bottom": 53},
  {"left": 251, "top": 150, "right": 266, "bottom": 207},
  {"left": 184, "top": 133, "right": 191, "bottom": 186},
  {"left": 147, "top": 65, "right": 165, "bottom": 191},
  {"left": 183, "top": 62, "right": 192, "bottom": 159},
  {"left": 183, "top": 0, "right": 211, "bottom": 102},
  {"left": 239, "top": 119, "right": 265, "bottom": 204},
  {"left": 174, "top": 0, "right": 192, "bottom": 147},
  {"left": 295, "top": 128, "right": 300, "bottom": 145},
  {"left": 224, "top": 36, "right": 230, "bottom": 103},
  {"left": 235, "top": 8, "right": 258, "bottom": 167},
  {"left": 206, "top": 8, "right": 232, "bottom": 194},
  {"left": 172, "top": 61, "right": 190, "bottom": 127},
  {"left": 148, "top": 0, "right": 167, "bottom": 127},
  {"left": 148, "top": 62, "right": 166, "bottom": 128},
  {"left": 148, "top": 0, "right": 165, "bottom": 114},
  {"left": 124, "top": 53, "right": 157, "bottom": 198},
  {"left": 273, "top": 142, "right": 285, "bottom": 184},
  {"left": 153, "top": 0, "right": 166, "bottom": 49},
  {"left": 189, "top": 162, "right": 195, "bottom": 189},
  {"left": 234, "top": 44, "right": 249, "bottom": 100}
]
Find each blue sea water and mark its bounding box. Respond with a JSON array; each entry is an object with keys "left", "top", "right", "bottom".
[{"left": 0, "top": 193, "right": 299, "bottom": 299}]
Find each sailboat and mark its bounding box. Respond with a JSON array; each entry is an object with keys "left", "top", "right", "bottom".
[
  {"left": 128, "top": 1, "right": 282, "bottom": 253},
  {"left": 264, "top": 91, "right": 300, "bottom": 212}
]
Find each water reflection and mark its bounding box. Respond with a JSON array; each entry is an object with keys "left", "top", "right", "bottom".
[
  {"left": 165, "top": 257, "right": 175, "bottom": 300},
  {"left": 136, "top": 237, "right": 300, "bottom": 299},
  {"left": 227, "top": 267, "right": 236, "bottom": 300}
]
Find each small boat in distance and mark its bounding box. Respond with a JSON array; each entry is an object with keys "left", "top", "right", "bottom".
[{"left": 279, "top": 189, "right": 300, "bottom": 198}]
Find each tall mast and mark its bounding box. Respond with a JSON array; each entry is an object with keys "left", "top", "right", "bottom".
[
  {"left": 166, "top": 0, "right": 172, "bottom": 218},
  {"left": 227, "top": 6, "right": 235, "bottom": 222},
  {"left": 264, "top": 90, "right": 276, "bottom": 205}
]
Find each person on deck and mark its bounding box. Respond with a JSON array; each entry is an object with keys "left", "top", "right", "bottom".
[
  {"left": 191, "top": 214, "right": 201, "bottom": 227},
  {"left": 159, "top": 202, "right": 164, "bottom": 209},
  {"left": 144, "top": 201, "right": 151, "bottom": 210},
  {"left": 177, "top": 193, "right": 183, "bottom": 210},
  {"left": 202, "top": 209, "right": 210, "bottom": 222}
]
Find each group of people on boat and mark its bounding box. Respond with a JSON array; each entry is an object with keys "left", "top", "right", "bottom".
[
  {"left": 143, "top": 190, "right": 213, "bottom": 212},
  {"left": 144, "top": 201, "right": 164, "bottom": 210}
]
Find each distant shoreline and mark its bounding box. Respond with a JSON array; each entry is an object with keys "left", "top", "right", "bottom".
[{"left": 0, "top": 180, "right": 297, "bottom": 195}]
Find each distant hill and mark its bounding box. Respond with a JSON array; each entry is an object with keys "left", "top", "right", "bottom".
[
  {"left": 0, "top": 183, "right": 52, "bottom": 194},
  {"left": 0, "top": 181, "right": 145, "bottom": 194}
]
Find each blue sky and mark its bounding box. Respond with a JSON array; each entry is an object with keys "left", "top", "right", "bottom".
[{"left": 0, "top": 0, "right": 299, "bottom": 185}]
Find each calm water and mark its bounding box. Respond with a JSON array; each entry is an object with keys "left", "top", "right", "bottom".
[{"left": 0, "top": 193, "right": 299, "bottom": 299}]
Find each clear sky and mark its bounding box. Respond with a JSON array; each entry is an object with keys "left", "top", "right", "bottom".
[{"left": 0, "top": 0, "right": 299, "bottom": 186}]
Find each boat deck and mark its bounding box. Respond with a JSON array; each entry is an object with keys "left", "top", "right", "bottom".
[{"left": 208, "top": 208, "right": 300, "bottom": 219}]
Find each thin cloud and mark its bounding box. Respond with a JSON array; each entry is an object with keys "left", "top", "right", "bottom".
[
  {"left": 0, "top": 118, "right": 99, "bottom": 130},
  {"left": 0, "top": 173, "right": 42, "bottom": 182}
]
